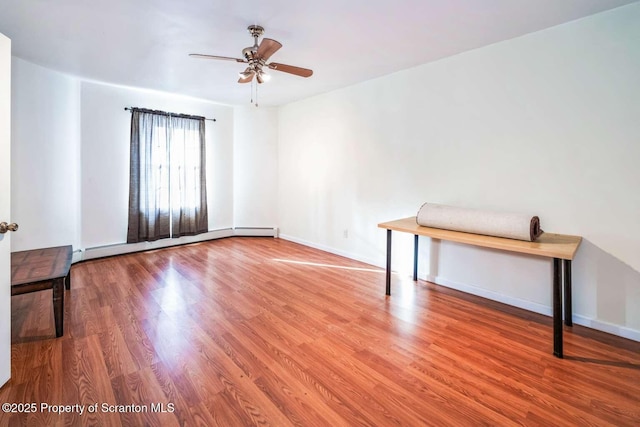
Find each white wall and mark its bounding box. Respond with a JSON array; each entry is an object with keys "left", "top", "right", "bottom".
[
  {"left": 11, "top": 58, "right": 81, "bottom": 252},
  {"left": 10, "top": 64, "right": 236, "bottom": 256},
  {"left": 278, "top": 4, "right": 640, "bottom": 340},
  {"left": 233, "top": 106, "right": 278, "bottom": 228},
  {"left": 80, "top": 82, "right": 234, "bottom": 250}
]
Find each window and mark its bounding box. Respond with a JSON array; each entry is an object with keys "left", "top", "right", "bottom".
[{"left": 127, "top": 108, "right": 208, "bottom": 243}]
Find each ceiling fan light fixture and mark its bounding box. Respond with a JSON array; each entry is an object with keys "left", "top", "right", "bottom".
[
  {"left": 257, "top": 69, "right": 271, "bottom": 83},
  {"left": 239, "top": 68, "right": 253, "bottom": 79}
]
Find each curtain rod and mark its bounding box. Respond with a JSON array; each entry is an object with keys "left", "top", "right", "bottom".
[{"left": 124, "top": 107, "right": 216, "bottom": 122}]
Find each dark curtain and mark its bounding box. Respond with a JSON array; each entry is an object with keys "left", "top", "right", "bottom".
[{"left": 127, "top": 109, "right": 208, "bottom": 243}]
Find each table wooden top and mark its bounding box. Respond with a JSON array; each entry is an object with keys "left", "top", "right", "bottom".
[
  {"left": 378, "top": 217, "right": 581, "bottom": 260},
  {"left": 11, "top": 245, "right": 73, "bottom": 286}
]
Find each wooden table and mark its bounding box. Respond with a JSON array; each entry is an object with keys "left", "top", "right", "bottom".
[
  {"left": 11, "top": 245, "right": 72, "bottom": 337},
  {"left": 378, "top": 217, "right": 582, "bottom": 358}
]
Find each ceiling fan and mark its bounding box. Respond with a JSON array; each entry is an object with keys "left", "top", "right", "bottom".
[{"left": 190, "top": 25, "right": 313, "bottom": 84}]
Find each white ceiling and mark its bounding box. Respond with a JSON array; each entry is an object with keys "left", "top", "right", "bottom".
[{"left": 1, "top": 0, "right": 637, "bottom": 106}]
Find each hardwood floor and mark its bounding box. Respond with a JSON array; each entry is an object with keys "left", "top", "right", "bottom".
[{"left": 2, "top": 237, "right": 639, "bottom": 426}]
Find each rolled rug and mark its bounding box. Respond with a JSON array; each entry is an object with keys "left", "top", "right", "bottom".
[{"left": 416, "top": 203, "right": 543, "bottom": 241}]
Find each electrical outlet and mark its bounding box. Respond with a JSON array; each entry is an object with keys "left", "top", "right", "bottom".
[{"left": 343, "top": 229, "right": 349, "bottom": 238}]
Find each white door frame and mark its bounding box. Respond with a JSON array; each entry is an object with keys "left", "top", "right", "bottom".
[{"left": 0, "top": 32, "right": 12, "bottom": 388}]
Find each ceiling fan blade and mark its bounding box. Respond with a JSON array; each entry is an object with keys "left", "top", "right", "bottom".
[
  {"left": 257, "top": 38, "right": 282, "bottom": 61},
  {"left": 267, "top": 62, "right": 313, "bottom": 78},
  {"left": 238, "top": 71, "right": 255, "bottom": 84},
  {"left": 189, "top": 53, "right": 247, "bottom": 63}
]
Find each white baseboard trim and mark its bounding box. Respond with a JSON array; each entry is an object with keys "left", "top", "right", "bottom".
[
  {"left": 82, "top": 228, "right": 234, "bottom": 261},
  {"left": 72, "top": 250, "right": 84, "bottom": 264},
  {"left": 426, "top": 274, "right": 552, "bottom": 317},
  {"left": 572, "top": 314, "right": 640, "bottom": 342},
  {"left": 234, "top": 227, "right": 278, "bottom": 237},
  {"left": 81, "top": 226, "right": 278, "bottom": 261},
  {"left": 278, "top": 233, "right": 380, "bottom": 268}
]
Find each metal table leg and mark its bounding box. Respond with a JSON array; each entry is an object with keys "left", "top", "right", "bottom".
[
  {"left": 564, "top": 259, "right": 572, "bottom": 327},
  {"left": 413, "top": 234, "right": 418, "bottom": 281},
  {"left": 553, "top": 258, "right": 563, "bottom": 358},
  {"left": 386, "top": 229, "right": 392, "bottom": 295}
]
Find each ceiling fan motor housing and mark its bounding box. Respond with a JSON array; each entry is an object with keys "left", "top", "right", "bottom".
[
  {"left": 243, "top": 25, "right": 263, "bottom": 60},
  {"left": 242, "top": 47, "right": 255, "bottom": 60}
]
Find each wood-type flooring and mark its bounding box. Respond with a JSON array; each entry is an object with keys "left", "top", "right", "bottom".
[{"left": 1, "top": 237, "right": 639, "bottom": 426}]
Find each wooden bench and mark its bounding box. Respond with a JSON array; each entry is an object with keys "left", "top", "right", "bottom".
[
  {"left": 378, "top": 217, "right": 582, "bottom": 358},
  {"left": 11, "top": 245, "right": 73, "bottom": 337}
]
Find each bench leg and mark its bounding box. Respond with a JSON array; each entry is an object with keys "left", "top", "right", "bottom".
[
  {"left": 65, "top": 268, "right": 71, "bottom": 290},
  {"left": 553, "top": 258, "right": 563, "bottom": 358},
  {"left": 53, "top": 278, "right": 64, "bottom": 337}
]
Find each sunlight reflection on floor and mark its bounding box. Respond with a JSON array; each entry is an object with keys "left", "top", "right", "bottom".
[
  {"left": 157, "top": 266, "right": 188, "bottom": 313},
  {"left": 271, "top": 256, "right": 424, "bottom": 326},
  {"left": 385, "top": 276, "right": 423, "bottom": 326},
  {"left": 271, "top": 258, "right": 384, "bottom": 273}
]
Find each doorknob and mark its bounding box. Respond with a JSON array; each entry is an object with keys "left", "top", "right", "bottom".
[{"left": 0, "top": 222, "right": 18, "bottom": 234}]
